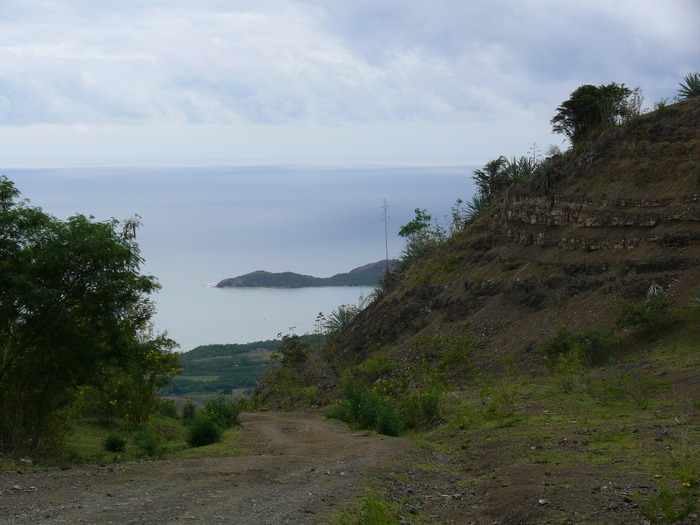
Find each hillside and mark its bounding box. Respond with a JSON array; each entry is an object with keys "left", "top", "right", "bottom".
[
  {"left": 330, "top": 97, "right": 700, "bottom": 363},
  {"left": 158, "top": 340, "right": 285, "bottom": 396},
  {"left": 216, "top": 259, "right": 396, "bottom": 288},
  {"left": 256, "top": 97, "right": 700, "bottom": 524}
]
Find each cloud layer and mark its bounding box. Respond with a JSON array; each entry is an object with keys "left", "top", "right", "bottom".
[{"left": 0, "top": 0, "right": 698, "bottom": 163}]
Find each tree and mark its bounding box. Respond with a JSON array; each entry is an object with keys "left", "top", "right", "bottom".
[
  {"left": 471, "top": 156, "right": 508, "bottom": 200},
  {"left": 271, "top": 333, "right": 312, "bottom": 367},
  {"left": 0, "top": 176, "right": 179, "bottom": 453},
  {"left": 550, "top": 83, "right": 634, "bottom": 146},
  {"left": 397, "top": 208, "right": 445, "bottom": 269}
]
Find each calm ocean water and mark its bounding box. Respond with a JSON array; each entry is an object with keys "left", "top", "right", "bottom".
[{"left": 5, "top": 164, "right": 476, "bottom": 350}]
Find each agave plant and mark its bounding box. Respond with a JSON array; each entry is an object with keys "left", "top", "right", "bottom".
[
  {"left": 677, "top": 72, "right": 700, "bottom": 100},
  {"left": 533, "top": 160, "right": 559, "bottom": 194},
  {"left": 689, "top": 285, "right": 700, "bottom": 312},
  {"left": 325, "top": 305, "right": 358, "bottom": 333},
  {"left": 464, "top": 194, "right": 488, "bottom": 223}
]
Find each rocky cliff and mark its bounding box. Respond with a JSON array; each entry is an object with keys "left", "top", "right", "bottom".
[{"left": 333, "top": 97, "right": 700, "bottom": 364}]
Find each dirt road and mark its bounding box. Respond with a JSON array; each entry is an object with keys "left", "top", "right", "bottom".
[{"left": 0, "top": 411, "right": 412, "bottom": 524}]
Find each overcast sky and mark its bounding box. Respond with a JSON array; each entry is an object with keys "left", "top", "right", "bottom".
[{"left": 1, "top": 0, "right": 698, "bottom": 167}]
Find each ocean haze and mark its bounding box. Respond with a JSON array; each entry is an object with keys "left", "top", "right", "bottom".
[{"left": 5, "top": 165, "right": 476, "bottom": 350}]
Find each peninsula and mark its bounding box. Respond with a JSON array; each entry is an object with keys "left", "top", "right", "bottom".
[{"left": 215, "top": 260, "right": 396, "bottom": 288}]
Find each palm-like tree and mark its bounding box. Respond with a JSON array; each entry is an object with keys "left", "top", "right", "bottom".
[{"left": 471, "top": 156, "right": 508, "bottom": 200}]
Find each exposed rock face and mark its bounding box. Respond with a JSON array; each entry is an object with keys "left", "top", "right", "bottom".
[{"left": 333, "top": 97, "right": 700, "bottom": 360}]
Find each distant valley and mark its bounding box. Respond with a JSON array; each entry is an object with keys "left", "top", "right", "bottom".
[{"left": 216, "top": 259, "right": 396, "bottom": 288}]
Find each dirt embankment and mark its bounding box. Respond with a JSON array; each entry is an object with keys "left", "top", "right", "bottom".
[{"left": 0, "top": 412, "right": 410, "bottom": 524}]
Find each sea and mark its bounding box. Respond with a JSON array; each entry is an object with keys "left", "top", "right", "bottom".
[{"left": 4, "top": 164, "right": 476, "bottom": 351}]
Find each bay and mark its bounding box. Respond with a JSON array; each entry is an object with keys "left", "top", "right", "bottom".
[
  {"left": 3, "top": 163, "right": 476, "bottom": 350},
  {"left": 157, "top": 281, "right": 374, "bottom": 351}
]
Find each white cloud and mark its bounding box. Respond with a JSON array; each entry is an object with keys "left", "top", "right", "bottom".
[{"left": 0, "top": 0, "right": 697, "bottom": 164}]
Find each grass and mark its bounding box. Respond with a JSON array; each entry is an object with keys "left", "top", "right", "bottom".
[
  {"left": 172, "top": 428, "right": 248, "bottom": 458},
  {"left": 322, "top": 318, "right": 700, "bottom": 522},
  {"left": 17, "top": 411, "right": 249, "bottom": 468},
  {"left": 330, "top": 485, "right": 425, "bottom": 525}
]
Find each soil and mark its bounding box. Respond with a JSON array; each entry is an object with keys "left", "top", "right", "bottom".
[
  {"left": 0, "top": 411, "right": 412, "bottom": 524},
  {"left": 1, "top": 403, "right": 697, "bottom": 524}
]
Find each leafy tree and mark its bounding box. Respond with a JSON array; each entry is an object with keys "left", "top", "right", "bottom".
[
  {"left": 0, "top": 176, "right": 179, "bottom": 453},
  {"left": 398, "top": 208, "right": 433, "bottom": 238},
  {"left": 271, "top": 333, "right": 312, "bottom": 367},
  {"left": 550, "top": 83, "right": 635, "bottom": 145},
  {"left": 677, "top": 72, "right": 700, "bottom": 100},
  {"left": 397, "top": 208, "right": 445, "bottom": 269}
]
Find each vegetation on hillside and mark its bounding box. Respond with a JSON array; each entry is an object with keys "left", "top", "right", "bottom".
[
  {"left": 158, "top": 340, "right": 282, "bottom": 396},
  {"left": 3, "top": 70, "right": 699, "bottom": 521},
  {"left": 0, "top": 176, "right": 180, "bottom": 456},
  {"left": 254, "top": 74, "right": 700, "bottom": 523}
]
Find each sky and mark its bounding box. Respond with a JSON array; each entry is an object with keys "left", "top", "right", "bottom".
[{"left": 1, "top": 0, "right": 698, "bottom": 167}]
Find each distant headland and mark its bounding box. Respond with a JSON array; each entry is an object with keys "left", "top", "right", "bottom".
[{"left": 215, "top": 260, "right": 397, "bottom": 288}]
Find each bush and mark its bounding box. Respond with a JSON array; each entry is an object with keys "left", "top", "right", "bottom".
[
  {"left": 639, "top": 471, "right": 699, "bottom": 524},
  {"left": 132, "top": 426, "right": 161, "bottom": 456},
  {"left": 539, "top": 327, "right": 616, "bottom": 366},
  {"left": 186, "top": 415, "right": 222, "bottom": 447},
  {"left": 400, "top": 389, "right": 442, "bottom": 429},
  {"left": 356, "top": 354, "right": 397, "bottom": 381},
  {"left": 181, "top": 399, "right": 198, "bottom": 423},
  {"left": 329, "top": 385, "right": 403, "bottom": 437},
  {"left": 103, "top": 432, "right": 127, "bottom": 453},
  {"left": 156, "top": 399, "right": 178, "bottom": 419},
  {"left": 203, "top": 395, "right": 241, "bottom": 429},
  {"left": 329, "top": 382, "right": 444, "bottom": 436}
]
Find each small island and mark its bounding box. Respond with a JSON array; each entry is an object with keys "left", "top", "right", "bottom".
[{"left": 216, "top": 260, "right": 396, "bottom": 288}]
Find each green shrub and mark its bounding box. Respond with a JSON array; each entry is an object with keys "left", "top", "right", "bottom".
[
  {"left": 186, "top": 415, "right": 222, "bottom": 447},
  {"left": 299, "top": 385, "right": 318, "bottom": 405},
  {"left": 330, "top": 381, "right": 444, "bottom": 436},
  {"left": 329, "top": 385, "right": 403, "bottom": 437},
  {"left": 585, "top": 371, "right": 669, "bottom": 408},
  {"left": 270, "top": 333, "right": 312, "bottom": 367},
  {"left": 103, "top": 432, "right": 127, "bottom": 453},
  {"left": 552, "top": 347, "right": 590, "bottom": 394},
  {"left": 181, "top": 399, "right": 198, "bottom": 423},
  {"left": 639, "top": 471, "right": 699, "bottom": 524},
  {"left": 132, "top": 426, "right": 161, "bottom": 456},
  {"left": 438, "top": 336, "right": 477, "bottom": 376},
  {"left": 156, "top": 399, "right": 178, "bottom": 419},
  {"left": 356, "top": 354, "right": 397, "bottom": 381},
  {"left": 400, "top": 388, "right": 442, "bottom": 429},
  {"left": 331, "top": 491, "right": 399, "bottom": 525},
  {"left": 538, "top": 327, "right": 616, "bottom": 366},
  {"left": 203, "top": 394, "right": 241, "bottom": 429},
  {"left": 616, "top": 284, "right": 680, "bottom": 332}
]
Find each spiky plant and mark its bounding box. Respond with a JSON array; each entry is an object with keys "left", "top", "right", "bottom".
[
  {"left": 325, "top": 305, "right": 358, "bottom": 333},
  {"left": 464, "top": 194, "right": 488, "bottom": 223},
  {"left": 533, "top": 161, "right": 559, "bottom": 194},
  {"left": 689, "top": 286, "right": 700, "bottom": 312},
  {"left": 677, "top": 72, "right": 700, "bottom": 100}
]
